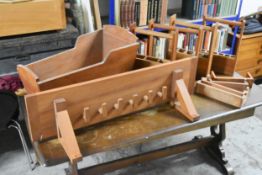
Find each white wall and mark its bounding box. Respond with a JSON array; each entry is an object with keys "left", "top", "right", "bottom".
[{"left": 240, "top": 0, "right": 262, "bottom": 16}]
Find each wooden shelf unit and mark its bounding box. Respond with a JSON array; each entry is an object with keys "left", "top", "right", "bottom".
[{"left": 235, "top": 32, "right": 262, "bottom": 78}]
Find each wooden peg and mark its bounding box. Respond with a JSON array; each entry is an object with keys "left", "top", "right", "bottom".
[
  {"left": 133, "top": 94, "right": 139, "bottom": 108},
  {"left": 128, "top": 99, "right": 134, "bottom": 106},
  {"left": 148, "top": 90, "right": 154, "bottom": 104},
  {"left": 157, "top": 91, "right": 163, "bottom": 98},
  {"left": 98, "top": 103, "right": 107, "bottom": 117},
  {"left": 83, "top": 107, "right": 90, "bottom": 123},
  {"left": 162, "top": 86, "right": 167, "bottom": 100},
  {"left": 143, "top": 95, "right": 149, "bottom": 103},
  {"left": 114, "top": 98, "right": 123, "bottom": 110},
  {"left": 148, "top": 19, "right": 155, "bottom": 29}
]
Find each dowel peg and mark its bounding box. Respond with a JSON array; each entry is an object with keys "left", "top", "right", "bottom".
[
  {"left": 83, "top": 107, "right": 90, "bottom": 123},
  {"left": 157, "top": 91, "right": 163, "bottom": 98},
  {"left": 133, "top": 94, "right": 139, "bottom": 108},
  {"left": 143, "top": 95, "right": 149, "bottom": 102},
  {"left": 162, "top": 86, "right": 167, "bottom": 100},
  {"left": 114, "top": 98, "right": 123, "bottom": 110},
  {"left": 148, "top": 90, "right": 153, "bottom": 103},
  {"left": 98, "top": 103, "right": 107, "bottom": 117}
]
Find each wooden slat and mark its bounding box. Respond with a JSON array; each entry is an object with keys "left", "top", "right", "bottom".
[
  {"left": 195, "top": 81, "right": 245, "bottom": 108},
  {"left": 54, "top": 99, "right": 82, "bottom": 163}
]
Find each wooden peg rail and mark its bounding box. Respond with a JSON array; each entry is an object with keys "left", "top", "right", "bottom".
[{"left": 195, "top": 71, "right": 254, "bottom": 108}]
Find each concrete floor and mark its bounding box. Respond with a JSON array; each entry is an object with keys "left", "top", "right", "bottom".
[{"left": 1, "top": 104, "right": 262, "bottom": 175}]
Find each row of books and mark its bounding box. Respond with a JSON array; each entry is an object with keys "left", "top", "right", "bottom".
[
  {"left": 137, "top": 25, "right": 232, "bottom": 60},
  {"left": 112, "top": 0, "right": 168, "bottom": 28},
  {"left": 181, "top": 0, "right": 239, "bottom": 20},
  {"left": 202, "top": 24, "right": 231, "bottom": 52},
  {"left": 177, "top": 33, "right": 198, "bottom": 52},
  {"left": 138, "top": 37, "right": 168, "bottom": 59}
]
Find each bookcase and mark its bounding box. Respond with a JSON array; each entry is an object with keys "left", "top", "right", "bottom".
[
  {"left": 104, "top": 0, "right": 243, "bottom": 26},
  {"left": 103, "top": 0, "right": 243, "bottom": 56}
]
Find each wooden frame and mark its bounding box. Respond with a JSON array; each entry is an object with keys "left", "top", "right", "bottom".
[
  {"left": 202, "top": 16, "right": 246, "bottom": 76},
  {"left": 24, "top": 56, "right": 199, "bottom": 174},
  {"left": 25, "top": 56, "right": 198, "bottom": 142},
  {"left": 195, "top": 71, "right": 254, "bottom": 108},
  {"left": 169, "top": 15, "right": 219, "bottom": 78},
  {"left": 18, "top": 25, "right": 139, "bottom": 94}
]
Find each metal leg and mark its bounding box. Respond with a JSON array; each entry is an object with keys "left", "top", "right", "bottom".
[
  {"left": 8, "top": 120, "right": 36, "bottom": 170},
  {"left": 205, "top": 124, "right": 234, "bottom": 175},
  {"left": 65, "top": 161, "right": 78, "bottom": 175}
]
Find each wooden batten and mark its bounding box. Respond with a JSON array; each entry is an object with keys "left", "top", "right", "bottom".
[
  {"left": 171, "top": 70, "right": 199, "bottom": 122},
  {"left": 54, "top": 99, "right": 82, "bottom": 175}
]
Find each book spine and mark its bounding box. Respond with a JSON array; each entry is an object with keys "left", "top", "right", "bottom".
[
  {"left": 139, "top": 0, "right": 148, "bottom": 26},
  {"left": 153, "top": 0, "right": 158, "bottom": 21},
  {"left": 213, "top": 0, "right": 217, "bottom": 17},
  {"left": 193, "top": 0, "right": 197, "bottom": 19},
  {"left": 147, "top": 0, "right": 152, "bottom": 22},
  {"left": 109, "top": 0, "right": 115, "bottom": 24},
  {"left": 157, "top": 0, "right": 162, "bottom": 23},
  {"left": 121, "top": 0, "right": 125, "bottom": 27},
  {"left": 135, "top": 1, "right": 140, "bottom": 25},
  {"left": 160, "top": 0, "right": 167, "bottom": 23}
]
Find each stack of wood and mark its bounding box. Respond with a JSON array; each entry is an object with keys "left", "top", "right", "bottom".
[{"left": 195, "top": 71, "right": 254, "bottom": 108}]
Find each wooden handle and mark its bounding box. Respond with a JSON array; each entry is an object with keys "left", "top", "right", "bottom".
[
  {"left": 255, "top": 68, "right": 261, "bottom": 74},
  {"left": 257, "top": 58, "right": 262, "bottom": 64},
  {"left": 135, "top": 28, "right": 173, "bottom": 39},
  {"left": 204, "top": 16, "right": 243, "bottom": 27}
]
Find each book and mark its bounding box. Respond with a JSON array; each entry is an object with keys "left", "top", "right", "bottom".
[
  {"left": 139, "top": 0, "right": 148, "bottom": 26},
  {"left": 160, "top": 0, "right": 167, "bottom": 23},
  {"left": 109, "top": 0, "right": 115, "bottom": 24},
  {"left": 134, "top": 0, "right": 140, "bottom": 25},
  {"left": 147, "top": 0, "right": 152, "bottom": 22},
  {"left": 181, "top": 0, "right": 239, "bottom": 20},
  {"left": 115, "top": 0, "right": 121, "bottom": 26},
  {"left": 120, "top": 0, "right": 127, "bottom": 27},
  {"left": 81, "top": 0, "right": 95, "bottom": 33}
]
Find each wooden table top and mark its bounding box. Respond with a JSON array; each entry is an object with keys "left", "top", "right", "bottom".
[{"left": 34, "top": 85, "right": 262, "bottom": 166}]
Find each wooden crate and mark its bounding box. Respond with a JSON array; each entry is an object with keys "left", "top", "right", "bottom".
[{"left": 0, "top": 0, "right": 66, "bottom": 37}]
